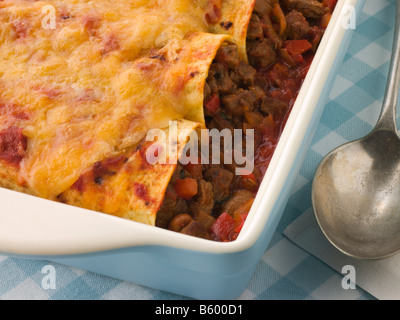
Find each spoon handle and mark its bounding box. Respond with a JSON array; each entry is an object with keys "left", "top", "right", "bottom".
[{"left": 375, "top": 0, "right": 400, "bottom": 132}]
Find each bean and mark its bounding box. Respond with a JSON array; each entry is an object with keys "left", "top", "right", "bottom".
[{"left": 168, "top": 214, "right": 193, "bottom": 232}]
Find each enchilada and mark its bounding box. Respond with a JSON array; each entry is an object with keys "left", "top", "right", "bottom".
[{"left": 0, "top": 0, "right": 336, "bottom": 241}]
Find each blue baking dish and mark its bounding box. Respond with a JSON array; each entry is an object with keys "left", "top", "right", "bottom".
[{"left": 0, "top": 0, "right": 365, "bottom": 300}]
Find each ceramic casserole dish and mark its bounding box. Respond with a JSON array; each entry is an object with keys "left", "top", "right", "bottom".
[{"left": 0, "top": 0, "right": 365, "bottom": 299}]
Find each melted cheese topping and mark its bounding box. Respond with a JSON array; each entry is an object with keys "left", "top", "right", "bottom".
[
  {"left": 0, "top": 0, "right": 227, "bottom": 199},
  {"left": 60, "top": 119, "right": 201, "bottom": 226}
]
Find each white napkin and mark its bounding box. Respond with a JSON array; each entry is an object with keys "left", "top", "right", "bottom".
[{"left": 283, "top": 208, "right": 400, "bottom": 300}]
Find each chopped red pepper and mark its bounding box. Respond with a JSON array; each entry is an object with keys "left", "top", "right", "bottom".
[
  {"left": 0, "top": 126, "right": 27, "bottom": 166},
  {"left": 210, "top": 212, "right": 236, "bottom": 242},
  {"left": 210, "top": 211, "right": 250, "bottom": 241},
  {"left": 205, "top": 94, "right": 221, "bottom": 115},
  {"left": 259, "top": 114, "right": 276, "bottom": 136},
  {"left": 290, "top": 54, "right": 304, "bottom": 65},
  {"left": 284, "top": 40, "right": 312, "bottom": 56}
]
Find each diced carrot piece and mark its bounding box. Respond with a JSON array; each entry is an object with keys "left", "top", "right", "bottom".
[
  {"left": 284, "top": 40, "right": 312, "bottom": 56},
  {"left": 323, "top": 0, "right": 337, "bottom": 11},
  {"left": 234, "top": 213, "right": 248, "bottom": 233},
  {"left": 320, "top": 13, "right": 332, "bottom": 28},
  {"left": 174, "top": 178, "right": 198, "bottom": 200},
  {"left": 233, "top": 199, "right": 254, "bottom": 219}
]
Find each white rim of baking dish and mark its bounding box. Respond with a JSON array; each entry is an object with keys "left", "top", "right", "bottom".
[{"left": 0, "top": 0, "right": 360, "bottom": 256}]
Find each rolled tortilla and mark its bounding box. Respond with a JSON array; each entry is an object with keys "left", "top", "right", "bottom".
[
  {"left": 58, "top": 119, "right": 202, "bottom": 226},
  {"left": 0, "top": 1, "right": 229, "bottom": 198},
  {"left": 0, "top": 0, "right": 243, "bottom": 226},
  {"left": 205, "top": 0, "right": 256, "bottom": 61}
]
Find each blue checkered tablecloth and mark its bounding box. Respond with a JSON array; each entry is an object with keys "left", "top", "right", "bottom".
[{"left": 0, "top": 0, "right": 396, "bottom": 300}]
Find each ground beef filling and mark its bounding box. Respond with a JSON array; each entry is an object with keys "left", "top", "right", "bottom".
[
  {"left": 156, "top": 0, "right": 331, "bottom": 240},
  {"left": 156, "top": 42, "right": 278, "bottom": 240}
]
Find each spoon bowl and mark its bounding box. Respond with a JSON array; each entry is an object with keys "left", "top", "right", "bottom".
[
  {"left": 312, "top": 0, "right": 400, "bottom": 260},
  {"left": 313, "top": 129, "right": 400, "bottom": 259}
]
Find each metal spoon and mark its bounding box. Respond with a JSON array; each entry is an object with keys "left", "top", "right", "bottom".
[{"left": 312, "top": 0, "right": 400, "bottom": 260}]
